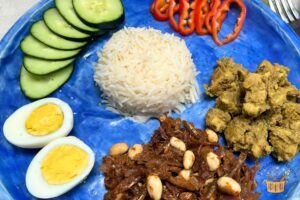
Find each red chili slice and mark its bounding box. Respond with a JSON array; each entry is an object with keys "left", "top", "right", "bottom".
[
  {"left": 169, "top": 0, "right": 180, "bottom": 31},
  {"left": 151, "top": 1, "right": 155, "bottom": 13},
  {"left": 194, "top": 0, "right": 210, "bottom": 35},
  {"left": 211, "top": 0, "right": 247, "bottom": 46},
  {"left": 152, "top": 0, "right": 170, "bottom": 21},
  {"left": 204, "top": 0, "right": 221, "bottom": 33},
  {"left": 178, "top": 0, "right": 196, "bottom": 36}
]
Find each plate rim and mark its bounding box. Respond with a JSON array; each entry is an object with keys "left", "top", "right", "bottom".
[{"left": 0, "top": 0, "right": 300, "bottom": 199}]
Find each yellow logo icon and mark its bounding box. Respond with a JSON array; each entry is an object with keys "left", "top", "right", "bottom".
[{"left": 264, "top": 169, "right": 291, "bottom": 193}]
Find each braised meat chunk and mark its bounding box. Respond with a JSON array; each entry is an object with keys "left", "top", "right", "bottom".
[
  {"left": 224, "top": 116, "right": 272, "bottom": 159},
  {"left": 206, "top": 108, "right": 231, "bottom": 133},
  {"left": 205, "top": 58, "right": 248, "bottom": 115},
  {"left": 256, "top": 61, "right": 299, "bottom": 108},
  {"left": 242, "top": 73, "right": 268, "bottom": 118},
  {"left": 269, "top": 127, "right": 299, "bottom": 161},
  {"left": 205, "top": 58, "right": 249, "bottom": 97}
]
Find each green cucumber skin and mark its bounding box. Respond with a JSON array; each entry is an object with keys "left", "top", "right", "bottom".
[
  {"left": 98, "top": 14, "right": 125, "bottom": 30},
  {"left": 56, "top": 8, "right": 107, "bottom": 36},
  {"left": 20, "top": 35, "right": 81, "bottom": 61},
  {"left": 30, "top": 31, "right": 87, "bottom": 51},
  {"left": 72, "top": 0, "right": 125, "bottom": 29},
  {"left": 43, "top": 8, "right": 91, "bottom": 42},
  {"left": 54, "top": 0, "right": 104, "bottom": 34},
  {"left": 23, "top": 56, "right": 75, "bottom": 75},
  {"left": 75, "top": 13, "right": 125, "bottom": 30},
  {"left": 20, "top": 64, "right": 74, "bottom": 99},
  {"left": 21, "top": 51, "right": 79, "bottom": 61},
  {"left": 30, "top": 21, "right": 88, "bottom": 50}
]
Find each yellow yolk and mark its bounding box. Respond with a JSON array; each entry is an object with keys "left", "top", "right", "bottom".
[
  {"left": 41, "top": 145, "right": 89, "bottom": 184},
  {"left": 25, "top": 104, "right": 63, "bottom": 136}
]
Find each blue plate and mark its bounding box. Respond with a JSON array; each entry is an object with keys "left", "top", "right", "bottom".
[{"left": 1, "top": 0, "right": 300, "bottom": 199}]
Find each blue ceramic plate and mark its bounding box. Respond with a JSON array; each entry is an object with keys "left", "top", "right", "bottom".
[{"left": 1, "top": 0, "right": 300, "bottom": 199}]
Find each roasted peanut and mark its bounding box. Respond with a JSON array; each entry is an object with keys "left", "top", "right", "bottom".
[
  {"left": 204, "top": 178, "right": 214, "bottom": 185},
  {"left": 147, "top": 174, "right": 163, "bottom": 200},
  {"left": 206, "top": 152, "right": 220, "bottom": 171},
  {"left": 170, "top": 137, "right": 186, "bottom": 151},
  {"left": 205, "top": 129, "right": 218, "bottom": 143},
  {"left": 159, "top": 115, "right": 167, "bottom": 122},
  {"left": 115, "top": 193, "right": 124, "bottom": 200},
  {"left": 183, "top": 150, "right": 195, "bottom": 170},
  {"left": 109, "top": 143, "right": 129, "bottom": 156},
  {"left": 179, "top": 169, "right": 191, "bottom": 181},
  {"left": 128, "top": 144, "right": 143, "bottom": 160},
  {"left": 179, "top": 192, "right": 197, "bottom": 200},
  {"left": 217, "top": 176, "right": 241, "bottom": 196}
]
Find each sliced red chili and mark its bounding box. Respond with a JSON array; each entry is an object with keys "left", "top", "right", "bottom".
[
  {"left": 211, "top": 0, "right": 247, "bottom": 46},
  {"left": 151, "top": 1, "right": 155, "bottom": 13},
  {"left": 178, "top": 0, "right": 196, "bottom": 36},
  {"left": 194, "top": 0, "right": 210, "bottom": 35},
  {"left": 204, "top": 0, "right": 221, "bottom": 33},
  {"left": 152, "top": 0, "right": 170, "bottom": 21},
  {"left": 169, "top": 0, "right": 180, "bottom": 31}
]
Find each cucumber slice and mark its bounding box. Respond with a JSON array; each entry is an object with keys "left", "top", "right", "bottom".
[
  {"left": 23, "top": 56, "right": 75, "bottom": 75},
  {"left": 20, "top": 35, "right": 81, "bottom": 60},
  {"left": 44, "top": 8, "right": 90, "bottom": 40},
  {"left": 72, "top": 0, "right": 124, "bottom": 28},
  {"left": 30, "top": 20, "right": 87, "bottom": 50},
  {"left": 55, "top": 0, "right": 99, "bottom": 33},
  {"left": 20, "top": 64, "right": 74, "bottom": 99}
]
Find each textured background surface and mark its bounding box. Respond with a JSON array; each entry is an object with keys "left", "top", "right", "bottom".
[
  {"left": 1, "top": 0, "right": 300, "bottom": 199},
  {"left": 0, "top": 0, "right": 37, "bottom": 39}
]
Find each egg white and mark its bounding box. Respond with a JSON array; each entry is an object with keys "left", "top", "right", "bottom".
[
  {"left": 3, "top": 98, "right": 73, "bottom": 148},
  {"left": 26, "top": 136, "right": 95, "bottom": 199}
]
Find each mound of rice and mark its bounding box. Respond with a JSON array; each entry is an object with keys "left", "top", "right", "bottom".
[{"left": 94, "top": 27, "right": 199, "bottom": 122}]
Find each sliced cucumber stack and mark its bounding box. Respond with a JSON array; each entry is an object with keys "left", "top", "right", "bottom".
[
  {"left": 31, "top": 20, "right": 87, "bottom": 50},
  {"left": 20, "top": 35, "right": 81, "bottom": 60},
  {"left": 44, "top": 8, "right": 91, "bottom": 41},
  {"left": 19, "top": 0, "right": 124, "bottom": 99},
  {"left": 55, "top": 0, "right": 100, "bottom": 33},
  {"left": 23, "top": 56, "right": 75, "bottom": 75},
  {"left": 72, "top": 0, "right": 124, "bottom": 29},
  {"left": 20, "top": 64, "right": 74, "bottom": 99}
]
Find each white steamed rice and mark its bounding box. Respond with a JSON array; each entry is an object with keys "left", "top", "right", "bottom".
[{"left": 94, "top": 27, "right": 199, "bottom": 122}]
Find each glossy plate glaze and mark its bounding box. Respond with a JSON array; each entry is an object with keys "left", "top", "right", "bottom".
[{"left": 1, "top": 0, "right": 300, "bottom": 199}]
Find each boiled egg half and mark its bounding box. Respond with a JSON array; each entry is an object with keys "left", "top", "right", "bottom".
[
  {"left": 26, "top": 136, "right": 95, "bottom": 199},
  {"left": 3, "top": 98, "right": 73, "bottom": 148}
]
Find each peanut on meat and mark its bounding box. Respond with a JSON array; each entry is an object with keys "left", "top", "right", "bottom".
[
  {"left": 179, "top": 192, "right": 197, "bottom": 200},
  {"left": 170, "top": 137, "right": 186, "bottom": 151},
  {"left": 204, "top": 178, "right": 214, "bottom": 185},
  {"left": 115, "top": 193, "right": 124, "bottom": 200},
  {"left": 205, "top": 129, "right": 219, "bottom": 143},
  {"left": 128, "top": 144, "right": 143, "bottom": 160},
  {"left": 147, "top": 174, "right": 163, "bottom": 200},
  {"left": 206, "top": 152, "right": 220, "bottom": 171},
  {"left": 183, "top": 150, "right": 195, "bottom": 170},
  {"left": 159, "top": 115, "right": 167, "bottom": 122},
  {"left": 109, "top": 143, "right": 129, "bottom": 156},
  {"left": 179, "top": 169, "right": 191, "bottom": 181},
  {"left": 217, "top": 176, "right": 241, "bottom": 196}
]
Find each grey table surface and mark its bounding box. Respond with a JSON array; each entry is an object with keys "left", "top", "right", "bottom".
[
  {"left": 0, "top": 0, "right": 299, "bottom": 39},
  {"left": 0, "top": 0, "right": 38, "bottom": 39}
]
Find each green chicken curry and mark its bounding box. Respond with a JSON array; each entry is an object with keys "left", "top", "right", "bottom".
[{"left": 205, "top": 58, "right": 300, "bottom": 161}]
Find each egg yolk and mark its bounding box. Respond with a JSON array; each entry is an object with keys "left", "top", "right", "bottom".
[
  {"left": 25, "top": 104, "right": 64, "bottom": 136},
  {"left": 41, "top": 145, "right": 89, "bottom": 184}
]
